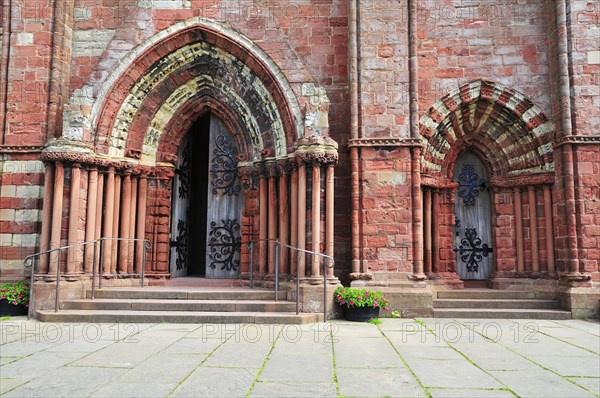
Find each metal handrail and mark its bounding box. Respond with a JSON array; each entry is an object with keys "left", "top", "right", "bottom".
[
  {"left": 248, "top": 239, "right": 335, "bottom": 322},
  {"left": 23, "top": 237, "right": 151, "bottom": 319}
]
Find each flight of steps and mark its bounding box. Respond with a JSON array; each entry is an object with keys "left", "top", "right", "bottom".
[
  {"left": 433, "top": 289, "right": 572, "bottom": 319},
  {"left": 36, "top": 287, "right": 323, "bottom": 324}
]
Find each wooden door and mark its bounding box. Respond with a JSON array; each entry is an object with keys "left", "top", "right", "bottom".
[
  {"left": 453, "top": 152, "right": 493, "bottom": 280},
  {"left": 169, "top": 134, "right": 192, "bottom": 277},
  {"left": 205, "top": 116, "right": 243, "bottom": 278}
]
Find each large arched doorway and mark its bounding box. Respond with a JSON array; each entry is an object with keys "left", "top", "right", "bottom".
[
  {"left": 453, "top": 151, "right": 493, "bottom": 280},
  {"left": 169, "top": 113, "right": 243, "bottom": 278}
]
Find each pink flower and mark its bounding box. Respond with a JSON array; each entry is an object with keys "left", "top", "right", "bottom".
[{"left": 349, "top": 300, "right": 355, "bottom": 306}]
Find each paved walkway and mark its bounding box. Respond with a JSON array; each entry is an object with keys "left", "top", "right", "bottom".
[{"left": 0, "top": 318, "right": 598, "bottom": 397}]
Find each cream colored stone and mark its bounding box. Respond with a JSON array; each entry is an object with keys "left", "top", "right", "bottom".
[
  {"left": 15, "top": 210, "right": 42, "bottom": 223},
  {"left": 588, "top": 50, "right": 600, "bottom": 65},
  {"left": 16, "top": 32, "right": 34, "bottom": 46},
  {"left": 15, "top": 186, "right": 42, "bottom": 199},
  {"left": 0, "top": 185, "right": 16, "bottom": 197},
  {"left": 0, "top": 209, "right": 15, "bottom": 222}
]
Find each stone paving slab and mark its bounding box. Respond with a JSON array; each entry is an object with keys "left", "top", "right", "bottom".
[{"left": 0, "top": 317, "right": 598, "bottom": 397}]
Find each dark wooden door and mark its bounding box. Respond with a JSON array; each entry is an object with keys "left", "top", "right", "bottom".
[
  {"left": 453, "top": 152, "right": 493, "bottom": 280},
  {"left": 169, "top": 134, "right": 192, "bottom": 277}
]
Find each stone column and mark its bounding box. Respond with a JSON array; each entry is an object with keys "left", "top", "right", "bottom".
[
  {"left": 424, "top": 188, "right": 432, "bottom": 275},
  {"left": 102, "top": 167, "right": 115, "bottom": 276},
  {"left": 84, "top": 167, "right": 98, "bottom": 273},
  {"left": 259, "top": 174, "right": 268, "bottom": 274},
  {"left": 290, "top": 166, "right": 299, "bottom": 275},
  {"left": 432, "top": 189, "right": 440, "bottom": 273},
  {"left": 326, "top": 164, "right": 335, "bottom": 277},
  {"left": 278, "top": 164, "right": 290, "bottom": 274},
  {"left": 119, "top": 172, "right": 132, "bottom": 273},
  {"left": 94, "top": 172, "right": 104, "bottom": 270},
  {"left": 350, "top": 146, "right": 361, "bottom": 274},
  {"left": 268, "top": 163, "right": 278, "bottom": 274},
  {"left": 48, "top": 162, "right": 64, "bottom": 276},
  {"left": 39, "top": 162, "right": 55, "bottom": 274},
  {"left": 411, "top": 147, "right": 425, "bottom": 279},
  {"left": 543, "top": 186, "right": 555, "bottom": 273},
  {"left": 67, "top": 163, "right": 81, "bottom": 276},
  {"left": 514, "top": 187, "right": 524, "bottom": 273},
  {"left": 111, "top": 174, "right": 122, "bottom": 273},
  {"left": 129, "top": 176, "right": 138, "bottom": 273},
  {"left": 297, "top": 162, "right": 307, "bottom": 277},
  {"left": 311, "top": 164, "right": 321, "bottom": 277},
  {"left": 528, "top": 186, "right": 540, "bottom": 273},
  {"left": 135, "top": 175, "right": 148, "bottom": 274}
]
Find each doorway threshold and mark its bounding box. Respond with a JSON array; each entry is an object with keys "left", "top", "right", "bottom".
[{"left": 150, "top": 277, "right": 246, "bottom": 288}]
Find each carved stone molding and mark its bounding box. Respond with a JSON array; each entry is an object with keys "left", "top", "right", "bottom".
[
  {"left": 0, "top": 145, "right": 44, "bottom": 153},
  {"left": 294, "top": 136, "right": 339, "bottom": 165},
  {"left": 487, "top": 172, "right": 555, "bottom": 188},
  {"left": 553, "top": 135, "right": 600, "bottom": 148},
  {"left": 347, "top": 137, "right": 423, "bottom": 149}
]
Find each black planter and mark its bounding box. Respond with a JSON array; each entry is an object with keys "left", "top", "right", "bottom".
[
  {"left": 0, "top": 300, "right": 28, "bottom": 316},
  {"left": 343, "top": 305, "right": 380, "bottom": 322}
]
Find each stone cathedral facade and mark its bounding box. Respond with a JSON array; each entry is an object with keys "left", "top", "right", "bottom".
[{"left": 0, "top": 1, "right": 598, "bottom": 317}]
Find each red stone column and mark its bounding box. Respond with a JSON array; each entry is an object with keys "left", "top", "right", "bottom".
[
  {"left": 312, "top": 164, "right": 321, "bottom": 277},
  {"left": 350, "top": 147, "right": 361, "bottom": 274},
  {"left": 297, "top": 162, "right": 307, "bottom": 277},
  {"left": 514, "top": 187, "right": 525, "bottom": 273},
  {"left": 290, "top": 167, "right": 299, "bottom": 275},
  {"left": 432, "top": 189, "right": 440, "bottom": 273},
  {"left": 129, "top": 176, "right": 138, "bottom": 273},
  {"left": 424, "top": 188, "right": 432, "bottom": 275},
  {"left": 278, "top": 169, "right": 289, "bottom": 274},
  {"left": 49, "top": 162, "right": 65, "bottom": 276},
  {"left": 528, "top": 186, "right": 540, "bottom": 273},
  {"left": 102, "top": 167, "right": 115, "bottom": 276},
  {"left": 543, "top": 186, "right": 555, "bottom": 273},
  {"left": 326, "top": 164, "right": 335, "bottom": 277},
  {"left": 411, "top": 148, "right": 425, "bottom": 279},
  {"left": 84, "top": 167, "right": 98, "bottom": 273},
  {"left": 67, "top": 163, "right": 81, "bottom": 276},
  {"left": 119, "top": 172, "right": 132, "bottom": 273},
  {"left": 94, "top": 173, "right": 104, "bottom": 269},
  {"left": 268, "top": 166, "right": 277, "bottom": 275},
  {"left": 39, "top": 162, "right": 55, "bottom": 274},
  {"left": 135, "top": 175, "right": 148, "bottom": 274},
  {"left": 111, "top": 174, "right": 122, "bottom": 273},
  {"left": 259, "top": 174, "right": 268, "bottom": 274}
]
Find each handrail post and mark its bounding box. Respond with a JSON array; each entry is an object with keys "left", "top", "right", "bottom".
[
  {"left": 296, "top": 258, "right": 300, "bottom": 315},
  {"left": 27, "top": 258, "right": 35, "bottom": 319},
  {"left": 274, "top": 241, "right": 279, "bottom": 302},
  {"left": 98, "top": 238, "right": 104, "bottom": 289},
  {"left": 91, "top": 240, "right": 97, "bottom": 300},
  {"left": 323, "top": 258, "right": 327, "bottom": 322},
  {"left": 141, "top": 240, "right": 148, "bottom": 288},
  {"left": 249, "top": 241, "right": 254, "bottom": 289},
  {"left": 55, "top": 248, "right": 61, "bottom": 312}
]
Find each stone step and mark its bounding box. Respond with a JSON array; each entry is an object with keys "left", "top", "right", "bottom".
[
  {"left": 433, "top": 308, "right": 572, "bottom": 320},
  {"left": 85, "top": 288, "right": 287, "bottom": 301},
  {"left": 433, "top": 299, "right": 560, "bottom": 310},
  {"left": 436, "top": 289, "right": 557, "bottom": 300},
  {"left": 36, "top": 309, "right": 323, "bottom": 324},
  {"left": 63, "top": 299, "right": 297, "bottom": 313}
]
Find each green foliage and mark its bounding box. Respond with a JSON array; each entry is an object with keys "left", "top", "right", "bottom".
[
  {"left": 367, "top": 317, "right": 382, "bottom": 325},
  {"left": 334, "top": 286, "right": 389, "bottom": 310},
  {"left": 390, "top": 310, "right": 401, "bottom": 318},
  {"left": 0, "top": 280, "right": 30, "bottom": 307}
]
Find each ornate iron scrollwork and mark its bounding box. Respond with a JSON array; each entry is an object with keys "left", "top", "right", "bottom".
[
  {"left": 454, "top": 228, "right": 492, "bottom": 273},
  {"left": 175, "top": 219, "right": 188, "bottom": 270},
  {"left": 178, "top": 142, "right": 192, "bottom": 199},
  {"left": 209, "top": 134, "right": 241, "bottom": 196},
  {"left": 208, "top": 219, "right": 241, "bottom": 271},
  {"left": 457, "top": 164, "right": 485, "bottom": 206}
]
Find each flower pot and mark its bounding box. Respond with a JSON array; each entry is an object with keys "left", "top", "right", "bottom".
[
  {"left": 343, "top": 305, "right": 380, "bottom": 322},
  {"left": 0, "top": 300, "right": 27, "bottom": 316}
]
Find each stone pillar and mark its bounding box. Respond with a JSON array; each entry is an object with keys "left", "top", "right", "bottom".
[
  {"left": 350, "top": 146, "right": 361, "bottom": 274},
  {"left": 259, "top": 174, "right": 268, "bottom": 274},
  {"left": 290, "top": 167, "right": 299, "bottom": 275},
  {"left": 543, "top": 186, "right": 555, "bottom": 273},
  {"left": 432, "top": 189, "right": 440, "bottom": 273},
  {"left": 411, "top": 147, "right": 425, "bottom": 279},
  {"left": 326, "top": 164, "right": 335, "bottom": 277},
  {"left": 84, "top": 167, "right": 98, "bottom": 273},
  {"left": 94, "top": 173, "right": 104, "bottom": 270},
  {"left": 67, "top": 163, "right": 81, "bottom": 276},
  {"left": 268, "top": 164, "right": 278, "bottom": 274},
  {"left": 102, "top": 167, "right": 115, "bottom": 276},
  {"left": 278, "top": 166, "right": 290, "bottom": 274},
  {"left": 129, "top": 176, "right": 138, "bottom": 273},
  {"left": 528, "top": 186, "right": 539, "bottom": 273},
  {"left": 48, "top": 162, "right": 64, "bottom": 276},
  {"left": 135, "top": 175, "right": 148, "bottom": 274},
  {"left": 424, "top": 188, "right": 432, "bottom": 274},
  {"left": 39, "top": 162, "right": 55, "bottom": 274},
  {"left": 311, "top": 164, "right": 321, "bottom": 278},
  {"left": 111, "top": 174, "right": 122, "bottom": 273},
  {"left": 297, "top": 162, "right": 307, "bottom": 277},
  {"left": 514, "top": 187, "right": 524, "bottom": 273},
  {"left": 119, "top": 172, "right": 132, "bottom": 273}
]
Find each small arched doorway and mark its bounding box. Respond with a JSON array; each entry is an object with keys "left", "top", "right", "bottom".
[
  {"left": 453, "top": 151, "right": 493, "bottom": 280},
  {"left": 169, "top": 113, "right": 243, "bottom": 278}
]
